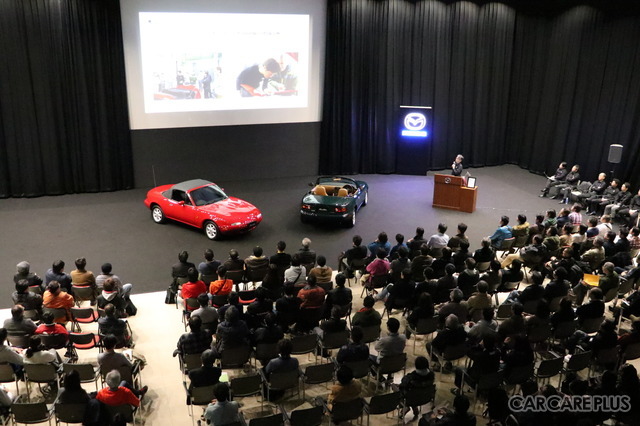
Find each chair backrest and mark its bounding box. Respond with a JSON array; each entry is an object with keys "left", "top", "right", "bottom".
[
  {"left": 566, "top": 351, "right": 592, "bottom": 372},
  {"left": 104, "top": 404, "right": 134, "bottom": 423},
  {"left": 72, "top": 285, "right": 95, "bottom": 302},
  {"left": 513, "top": 233, "right": 529, "bottom": 248},
  {"left": 360, "top": 326, "right": 381, "bottom": 344},
  {"left": 349, "top": 258, "right": 366, "bottom": 271},
  {"left": 595, "top": 346, "right": 620, "bottom": 366},
  {"left": 580, "top": 316, "right": 605, "bottom": 334},
  {"left": 504, "top": 363, "right": 534, "bottom": 385},
  {"left": 230, "top": 373, "right": 262, "bottom": 398},
  {"left": 255, "top": 343, "right": 279, "bottom": 362},
  {"left": 414, "top": 316, "right": 439, "bottom": 335},
  {"left": 70, "top": 307, "right": 98, "bottom": 322},
  {"left": 304, "top": 363, "right": 335, "bottom": 384},
  {"left": 476, "top": 261, "right": 491, "bottom": 273},
  {"left": 368, "top": 391, "right": 402, "bottom": 415},
  {"left": 0, "top": 364, "right": 16, "bottom": 384},
  {"left": 404, "top": 383, "right": 436, "bottom": 407},
  {"left": 199, "top": 274, "right": 217, "bottom": 285},
  {"left": 553, "top": 320, "right": 577, "bottom": 339},
  {"left": 442, "top": 343, "right": 467, "bottom": 361},
  {"left": 211, "top": 294, "right": 229, "bottom": 308},
  {"left": 618, "top": 278, "right": 633, "bottom": 297},
  {"left": 344, "top": 358, "right": 371, "bottom": 379},
  {"left": 190, "top": 385, "right": 216, "bottom": 405},
  {"left": 42, "top": 307, "right": 68, "bottom": 323},
  {"left": 40, "top": 333, "right": 68, "bottom": 349},
  {"left": 503, "top": 281, "right": 521, "bottom": 292},
  {"left": 24, "top": 363, "right": 58, "bottom": 383},
  {"left": 249, "top": 413, "right": 285, "bottom": 426},
  {"left": 499, "top": 238, "right": 516, "bottom": 250},
  {"left": 220, "top": 345, "right": 252, "bottom": 369},
  {"left": 289, "top": 406, "right": 324, "bottom": 426},
  {"left": 55, "top": 402, "right": 87, "bottom": 423},
  {"left": 246, "top": 265, "right": 270, "bottom": 283},
  {"left": 22, "top": 309, "right": 39, "bottom": 321},
  {"left": 268, "top": 369, "right": 299, "bottom": 391},
  {"left": 622, "top": 342, "right": 640, "bottom": 362},
  {"left": 317, "top": 282, "right": 333, "bottom": 293},
  {"left": 522, "top": 299, "right": 541, "bottom": 315},
  {"left": 226, "top": 270, "right": 245, "bottom": 284},
  {"left": 370, "top": 274, "right": 388, "bottom": 288},
  {"left": 100, "top": 364, "right": 134, "bottom": 385},
  {"left": 604, "top": 287, "right": 619, "bottom": 303},
  {"left": 184, "top": 298, "right": 200, "bottom": 310},
  {"left": 181, "top": 352, "right": 203, "bottom": 373},
  {"left": 548, "top": 296, "right": 564, "bottom": 312},
  {"left": 6, "top": 334, "right": 31, "bottom": 349},
  {"left": 536, "top": 356, "right": 563, "bottom": 378},
  {"left": 378, "top": 353, "right": 407, "bottom": 374},
  {"left": 238, "top": 290, "right": 257, "bottom": 304},
  {"left": 63, "top": 363, "right": 97, "bottom": 383},
  {"left": 331, "top": 398, "right": 364, "bottom": 423},
  {"left": 321, "top": 330, "right": 350, "bottom": 350},
  {"left": 527, "top": 323, "right": 552, "bottom": 343},
  {"left": 290, "top": 333, "right": 318, "bottom": 355},
  {"left": 69, "top": 332, "right": 99, "bottom": 350},
  {"left": 12, "top": 401, "right": 51, "bottom": 423}
]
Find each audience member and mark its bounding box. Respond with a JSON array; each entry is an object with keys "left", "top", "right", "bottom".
[
  {"left": 269, "top": 241, "right": 292, "bottom": 279},
  {"left": 489, "top": 216, "right": 512, "bottom": 249},
  {"left": 209, "top": 266, "right": 234, "bottom": 297},
  {"left": 98, "top": 304, "right": 131, "bottom": 346},
  {"left": 212, "top": 306, "right": 249, "bottom": 357},
  {"left": 197, "top": 249, "right": 221, "bottom": 283},
  {"left": 222, "top": 249, "right": 245, "bottom": 272},
  {"left": 203, "top": 383, "right": 239, "bottom": 425},
  {"left": 447, "top": 223, "right": 469, "bottom": 251},
  {"left": 351, "top": 296, "right": 382, "bottom": 328},
  {"left": 188, "top": 349, "right": 221, "bottom": 389},
  {"left": 4, "top": 305, "right": 36, "bottom": 336},
  {"left": 308, "top": 255, "right": 333, "bottom": 284},
  {"left": 192, "top": 293, "right": 219, "bottom": 333},
  {"left": 97, "top": 278, "right": 128, "bottom": 317},
  {"left": 284, "top": 254, "right": 306, "bottom": 286},
  {"left": 427, "top": 223, "right": 450, "bottom": 251},
  {"left": 367, "top": 232, "right": 391, "bottom": 259},
  {"left": 45, "top": 260, "right": 72, "bottom": 292},
  {"left": 407, "top": 227, "right": 428, "bottom": 258},
  {"left": 70, "top": 257, "right": 96, "bottom": 290},
  {"left": 179, "top": 268, "right": 207, "bottom": 311},
  {"left": 399, "top": 356, "right": 435, "bottom": 420},
  {"left": 34, "top": 311, "right": 68, "bottom": 342},
  {"left": 176, "top": 315, "right": 213, "bottom": 357},
  {"left": 389, "top": 233, "right": 408, "bottom": 260},
  {"left": 326, "top": 273, "right": 353, "bottom": 317},
  {"left": 95, "top": 263, "right": 132, "bottom": 298},
  {"left": 13, "top": 261, "right": 43, "bottom": 291},
  {"left": 11, "top": 279, "right": 42, "bottom": 312},
  {"left": 297, "top": 237, "right": 317, "bottom": 266},
  {"left": 244, "top": 246, "right": 269, "bottom": 276},
  {"left": 328, "top": 365, "right": 362, "bottom": 407},
  {"left": 336, "top": 326, "right": 369, "bottom": 364}
]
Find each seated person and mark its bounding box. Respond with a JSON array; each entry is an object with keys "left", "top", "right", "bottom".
[
  {"left": 45, "top": 260, "right": 72, "bottom": 293},
  {"left": 451, "top": 241, "right": 472, "bottom": 272},
  {"left": 550, "top": 297, "right": 576, "bottom": 331},
  {"left": 297, "top": 275, "right": 326, "bottom": 310},
  {"left": 407, "top": 293, "right": 435, "bottom": 329},
  {"left": 428, "top": 315, "right": 467, "bottom": 372},
  {"left": 97, "top": 278, "right": 127, "bottom": 317},
  {"left": 453, "top": 334, "right": 500, "bottom": 392},
  {"left": 316, "top": 306, "right": 347, "bottom": 339},
  {"left": 467, "top": 308, "right": 498, "bottom": 344},
  {"left": 203, "top": 383, "right": 239, "bottom": 426},
  {"left": 217, "top": 292, "right": 244, "bottom": 320},
  {"left": 252, "top": 313, "right": 285, "bottom": 363},
  {"left": 98, "top": 304, "right": 132, "bottom": 346},
  {"left": 70, "top": 257, "right": 96, "bottom": 294},
  {"left": 11, "top": 279, "right": 42, "bottom": 312},
  {"left": 326, "top": 273, "right": 353, "bottom": 317},
  {"left": 427, "top": 223, "right": 450, "bottom": 251},
  {"left": 297, "top": 237, "right": 317, "bottom": 267},
  {"left": 57, "top": 369, "right": 90, "bottom": 404},
  {"left": 263, "top": 339, "right": 299, "bottom": 401},
  {"left": 24, "top": 335, "right": 59, "bottom": 365},
  {"left": 456, "top": 258, "right": 479, "bottom": 298},
  {"left": 222, "top": 249, "right": 245, "bottom": 273},
  {"left": 327, "top": 365, "right": 362, "bottom": 408},
  {"left": 95, "top": 262, "right": 132, "bottom": 298},
  {"left": 424, "top": 394, "right": 476, "bottom": 426},
  {"left": 473, "top": 238, "right": 496, "bottom": 264},
  {"left": 98, "top": 334, "right": 135, "bottom": 375},
  {"left": 97, "top": 369, "right": 146, "bottom": 410},
  {"left": 261, "top": 263, "right": 284, "bottom": 300},
  {"left": 467, "top": 281, "right": 492, "bottom": 318},
  {"left": 197, "top": 249, "right": 221, "bottom": 284},
  {"left": 274, "top": 286, "right": 301, "bottom": 330},
  {"left": 34, "top": 311, "right": 69, "bottom": 343},
  {"left": 479, "top": 260, "right": 502, "bottom": 293},
  {"left": 540, "top": 162, "right": 569, "bottom": 198},
  {"left": 399, "top": 356, "right": 435, "bottom": 420},
  {"left": 360, "top": 248, "right": 390, "bottom": 286},
  {"left": 212, "top": 307, "right": 249, "bottom": 357},
  {"left": 269, "top": 240, "right": 292, "bottom": 280},
  {"left": 438, "top": 289, "right": 468, "bottom": 326},
  {"left": 543, "top": 267, "right": 570, "bottom": 302},
  {"left": 379, "top": 268, "right": 415, "bottom": 311},
  {"left": 575, "top": 287, "right": 605, "bottom": 325},
  {"left": 175, "top": 315, "right": 213, "bottom": 357},
  {"left": 339, "top": 235, "right": 368, "bottom": 276},
  {"left": 407, "top": 227, "right": 428, "bottom": 258},
  {"left": 433, "top": 264, "right": 457, "bottom": 304},
  {"left": 244, "top": 246, "right": 269, "bottom": 276},
  {"left": 208, "top": 266, "right": 234, "bottom": 297},
  {"left": 497, "top": 259, "right": 524, "bottom": 291},
  {"left": 497, "top": 303, "right": 525, "bottom": 342},
  {"left": 371, "top": 318, "right": 406, "bottom": 368},
  {"left": 179, "top": 268, "right": 207, "bottom": 311},
  {"left": 0, "top": 328, "right": 24, "bottom": 367},
  {"left": 42, "top": 281, "right": 74, "bottom": 324},
  {"left": 389, "top": 233, "right": 408, "bottom": 261},
  {"left": 336, "top": 326, "right": 369, "bottom": 364},
  {"left": 308, "top": 255, "right": 333, "bottom": 284},
  {"left": 506, "top": 271, "right": 545, "bottom": 305},
  {"left": 447, "top": 223, "right": 470, "bottom": 252},
  {"left": 172, "top": 251, "right": 196, "bottom": 286},
  {"left": 618, "top": 320, "right": 640, "bottom": 352},
  {"left": 389, "top": 247, "right": 411, "bottom": 283},
  {"left": 489, "top": 216, "right": 512, "bottom": 249},
  {"left": 284, "top": 254, "right": 306, "bottom": 287},
  {"left": 188, "top": 349, "right": 221, "bottom": 389},
  {"left": 351, "top": 296, "right": 382, "bottom": 328},
  {"left": 13, "top": 261, "right": 43, "bottom": 292},
  {"left": 3, "top": 305, "right": 36, "bottom": 336},
  {"left": 411, "top": 244, "right": 433, "bottom": 281},
  {"left": 191, "top": 293, "right": 219, "bottom": 335},
  {"left": 367, "top": 232, "right": 391, "bottom": 260}
]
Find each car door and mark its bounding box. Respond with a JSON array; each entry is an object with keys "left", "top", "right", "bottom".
[{"left": 165, "top": 189, "right": 198, "bottom": 225}]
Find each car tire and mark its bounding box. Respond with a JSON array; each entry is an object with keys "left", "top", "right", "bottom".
[
  {"left": 347, "top": 211, "right": 356, "bottom": 228},
  {"left": 363, "top": 190, "right": 368, "bottom": 206},
  {"left": 300, "top": 215, "right": 310, "bottom": 224},
  {"left": 204, "top": 221, "right": 220, "bottom": 240},
  {"left": 151, "top": 205, "right": 166, "bottom": 224}
]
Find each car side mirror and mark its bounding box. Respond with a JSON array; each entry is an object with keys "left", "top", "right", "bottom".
[
  {"left": 178, "top": 201, "right": 185, "bottom": 206},
  {"left": 308, "top": 182, "right": 315, "bottom": 187}
]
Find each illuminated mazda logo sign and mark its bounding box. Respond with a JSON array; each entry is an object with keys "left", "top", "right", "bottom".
[{"left": 404, "top": 113, "right": 426, "bottom": 131}]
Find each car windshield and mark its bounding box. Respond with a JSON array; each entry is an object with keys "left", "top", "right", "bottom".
[
  {"left": 190, "top": 185, "right": 228, "bottom": 206},
  {"left": 318, "top": 177, "right": 355, "bottom": 187}
]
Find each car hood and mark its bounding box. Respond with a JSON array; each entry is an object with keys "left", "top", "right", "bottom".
[
  {"left": 200, "top": 197, "right": 260, "bottom": 216},
  {"left": 302, "top": 194, "right": 350, "bottom": 206}
]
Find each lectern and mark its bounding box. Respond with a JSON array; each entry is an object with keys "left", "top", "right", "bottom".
[{"left": 432, "top": 174, "right": 477, "bottom": 213}]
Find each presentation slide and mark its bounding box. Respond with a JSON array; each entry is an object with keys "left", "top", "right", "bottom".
[{"left": 120, "top": 0, "right": 325, "bottom": 130}]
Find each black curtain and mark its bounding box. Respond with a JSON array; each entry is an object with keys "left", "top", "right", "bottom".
[
  {"left": 0, "top": 0, "right": 132, "bottom": 198},
  {"left": 321, "top": 0, "right": 640, "bottom": 187}
]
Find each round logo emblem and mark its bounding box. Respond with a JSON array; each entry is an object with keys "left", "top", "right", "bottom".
[
  {"left": 445, "top": 177, "right": 451, "bottom": 184},
  {"left": 403, "top": 113, "right": 426, "bottom": 131}
]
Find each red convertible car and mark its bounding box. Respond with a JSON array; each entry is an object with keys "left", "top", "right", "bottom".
[{"left": 144, "top": 179, "right": 262, "bottom": 240}]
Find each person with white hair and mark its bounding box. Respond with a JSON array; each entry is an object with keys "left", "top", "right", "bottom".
[
  {"left": 96, "top": 369, "right": 146, "bottom": 408},
  {"left": 13, "top": 261, "right": 43, "bottom": 291},
  {"left": 297, "top": 237, "right": 316, "bottom": 266}
]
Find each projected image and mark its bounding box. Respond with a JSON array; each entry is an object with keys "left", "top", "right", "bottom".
[{"left": 140, "top": 12, "right": 309, "bottom": 113}]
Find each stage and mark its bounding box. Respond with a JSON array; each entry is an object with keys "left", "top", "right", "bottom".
[{"left": 1, "top": 164, "right": 561, "bottom": 308}]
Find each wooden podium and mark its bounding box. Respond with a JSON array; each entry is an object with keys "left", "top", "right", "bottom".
[{"left": 432, "top": 174, "right": 477, "bottom": 213}]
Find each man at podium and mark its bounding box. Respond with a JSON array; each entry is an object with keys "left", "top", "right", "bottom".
[{"left": 451, "top": 155, "right": 464, "bottom": 176}]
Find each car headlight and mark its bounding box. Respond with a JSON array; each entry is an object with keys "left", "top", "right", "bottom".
[
  {"left": 257, "top": 213, "right": 262, "bottom": 218},
  {"left": 231, "top": 222, "right": 242, "bottom": 226}
]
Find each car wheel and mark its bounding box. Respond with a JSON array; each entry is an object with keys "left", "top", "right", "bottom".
[
  {"left": 300, "top": 215, "right": 309, "bottom": 224},
  {"left": 151, "top": 205, "right": 166, "bottom": 224},
  {"left": 204, "top": 221, "right": 220, "bottom": 240},
  {"left": 347, "top": 211, "right": 356, "bottom": 227},
  {"left": 363, "top": 190, "right": 368, "bottom": 206}
]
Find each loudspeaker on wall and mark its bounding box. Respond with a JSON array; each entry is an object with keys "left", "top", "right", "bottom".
[{"left": 608, "top": 144, "right": 623, "bottom": 164}]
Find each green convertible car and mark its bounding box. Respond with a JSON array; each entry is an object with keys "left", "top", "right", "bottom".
[{"left": 300, "top": 176, "right": 368, "bottom": 227}]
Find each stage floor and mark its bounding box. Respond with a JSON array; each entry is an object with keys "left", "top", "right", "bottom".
[{"left": 1, "top": 164, "right": 557, "bottom": 308}]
